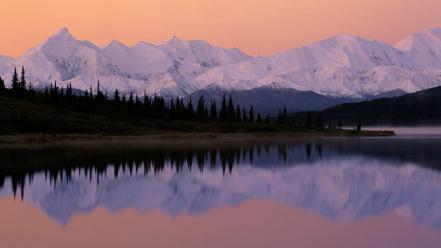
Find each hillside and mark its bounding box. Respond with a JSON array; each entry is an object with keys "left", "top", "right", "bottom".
[
  {"left": 184, "top": 84, "right": 353, "bottom": 114},
  {"left": 291, "top": 86, "right": 441, "bottom": 126}
]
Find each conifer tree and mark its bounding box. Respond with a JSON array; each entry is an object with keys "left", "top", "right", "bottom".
[
  {"left": 219, "top": 94, "right": 227, "bottom": 121},
  {"left": 242, "top": 108, "right": 248, "bottom": 122},
  {"left": 89, "top": 86, "right": 93, "bottom": 99},
  {"left": 187, "top": 98, "right": 194, "bottom": 119},
  {"left": 227, "top": 95, "right": 235, "bottom": 121},
  {"left": 128, "top": 92, "right": 134, "bottom": 105},
  {"left": 305, "top": 111, "right": 312, "bottom": 128},
  {"left": 283, "top": 107, "right": 288, "bottom": 124},
  {"left": 235, "top": 105, "right": 241, "bottom": 122},
  {"left": 144, "top": 94, "right": 152, "bottom": 113},
  {"left": 315, "top": 113, "right": 323, "bottom": 128},
  {"left": 256, "top": 114, "right": 263, "bottom": 124},
  {"left": 114, "top": 90, "right": 120, "bottom": 102},
  {"left": 264, "top": 115, "right": 270, "bottom": 124},
  {"left": 84, "top": 89, "right": 89, "bottom": 99},
  {"left": 196, "top": 96, "right": 207, "bottom": 121},
  {"left": 209, "top": 100, "right": 218, "bottom": 121},
  {"left": 0, "top": 76, "right": 5, "bottom": 92},
  {"left": 277, "top": 109, "right": 283, "bottom": 125},
  {"left": 11, "top": 68, "right": 19, "bottom": 90},
  {"left": 19, "top": 66, "right": 26, "bottom": 90},
  {"left": 248, "top": 106, "right": 255, "bottom": 123},
  {"left": 338, "top": 116, "right": 343, "bottom": 129}
]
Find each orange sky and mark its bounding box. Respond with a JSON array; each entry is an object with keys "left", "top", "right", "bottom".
[{"left": 1, "top": 0, "right": 441, "bottom": 58}]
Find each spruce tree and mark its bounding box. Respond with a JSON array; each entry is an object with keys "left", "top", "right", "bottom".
[
  {"left": 337, "top": 116, "right": 343, "bottom": 129},
  {"left": 0, "top": 76, "right": 5, "bottom": 92},
  {"left": 128, "top": 93, "right": 134, "bottom": 105},
  {"left": 11, "top": 68, "right": 19, "bottom": 90},
  {"left": 114, "top": 90, "right": 120, "bottom": 102},
  {"left": 264, "top": 115, "right": 270, "bottom": 124},
  {"left": 89, "top": 86, "right": 93, "bottom": 99},
  {"left": 315, "top": 113, "right": 323, "bottom": 128},
  {"left": 277, "top": 109, "right": 283, "bottom": 125},
  {"left": 187, "top": 98, "right": 194, "bottom": 119},
  {"left": 19, "top": 66, "right": 26, "bottom": 90},
  {"left": 196, "top": 96, "right": 207, "bottom": 121},
  {"left": 227, "top": 95, "right": 235, "bottom": 121},
  {"left": 248, "top": 106, "right": 255, "bottom": 123},
  {"left": 235, "top": 105, "right": 241, "bottom": 122},
  {"left": 283, "top": 107, "right": 288, "bottom": 124},
  {"left": 209, "top": 100, "right": 218, "bottom": 121},
  {"left": 242, "top": 108, "right": 248, "bottom": 122},
  {"left": 256, "top": 114, "right": 263, "bottom": 124},
  {"left": 305, "top": 111, "right": 312, "bottom": 128},
  {"left": 219, "top": 94, "right": 227, "bottom": 121}
]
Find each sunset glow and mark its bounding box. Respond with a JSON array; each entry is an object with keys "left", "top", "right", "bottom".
[{"left": 1, "top": 0, "right": 441, "bottom": 57}]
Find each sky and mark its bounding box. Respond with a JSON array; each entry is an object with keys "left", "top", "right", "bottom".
[{"left": 1, "top": 0, "right": 441, "bottom": 58}]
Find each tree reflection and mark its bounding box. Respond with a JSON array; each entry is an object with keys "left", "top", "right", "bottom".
[{"left": 1, "top": 137, "right": 441, "bottom": 200}]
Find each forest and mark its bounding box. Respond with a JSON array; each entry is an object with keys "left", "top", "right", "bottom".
[{"left": 0, "top": 67, "right": 365, "bottom": 135}]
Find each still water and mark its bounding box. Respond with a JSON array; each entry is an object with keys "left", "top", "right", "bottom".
[{"left": 0, "top": 136, "right": 441, "bottom": 248}]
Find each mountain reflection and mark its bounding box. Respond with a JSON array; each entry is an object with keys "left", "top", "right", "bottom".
[{"left": 0, "top": 138, "right": 441, "bottom": 227}]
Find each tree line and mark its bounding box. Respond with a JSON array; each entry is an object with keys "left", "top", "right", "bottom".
[
  {"left": 0, "top": 66, "right": 347, "bottom": 129},
  {"left": 0, "top": 67, "right": 273, "bottom": 124}
]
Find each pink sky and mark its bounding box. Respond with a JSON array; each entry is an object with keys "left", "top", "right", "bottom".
[{"left": 1, "top": 0, "right": 441, "bottom": 58}]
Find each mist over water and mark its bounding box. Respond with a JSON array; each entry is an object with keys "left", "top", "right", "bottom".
[{"left": 364, "top": 126, "right": 441, "bottom": 137}]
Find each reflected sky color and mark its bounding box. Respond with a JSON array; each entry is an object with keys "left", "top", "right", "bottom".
[
  {"left": 1, "top": 137, "right": 441, "bottom": 247},
  {"left": 1, "top": 198, "right": 441, "bottom": 248}
]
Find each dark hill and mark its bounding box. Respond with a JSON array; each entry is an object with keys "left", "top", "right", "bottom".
[{"left": 290, "top": 86, "right": 441, "bottom": 126}]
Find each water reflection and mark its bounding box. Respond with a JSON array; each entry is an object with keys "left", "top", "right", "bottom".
[{"left": 0, "top": 138, "right": 441, "bottom": 227}]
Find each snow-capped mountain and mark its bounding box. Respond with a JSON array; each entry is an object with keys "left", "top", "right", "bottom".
[
  {"left": 1, "top": 28, "right": 250, "bottom": 97},
  {"left": 0, "top": 55, "right": 14, "bottom": 76},
  {"left": 196, "top": 28, "right": 441, "bottom": 97},
  {"left": 1, "top": 27, "right": 441, "bottom": 98}
]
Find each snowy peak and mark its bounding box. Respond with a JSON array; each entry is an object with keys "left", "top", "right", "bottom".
[
  {"left": 1, "top": 27, "right": 441, "bottom": 100},
  {"left": 0, "top": 55, "right": 14, "bottom": 75},
  {"left": 396, "top": 28, "right": 441, "bottom": 51},
  {"left": 52, "top": 27, "right": 72, "bottom": 38},
  {"left": 166, "top": 35, "right": 183, "bottom": 43},
  {"left": 394, "top": 28, "right": 441, "bottom": 69}
]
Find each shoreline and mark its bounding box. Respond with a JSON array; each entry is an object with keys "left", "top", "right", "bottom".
[{"left": 0, "top": 130, "right": 395, "bottom": 146}]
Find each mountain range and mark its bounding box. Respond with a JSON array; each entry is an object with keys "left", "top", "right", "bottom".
[{"left": 1, "top": 27, "right": 441, "bottom": 110}]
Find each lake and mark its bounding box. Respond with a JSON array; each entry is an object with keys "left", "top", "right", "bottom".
[{"left": 0, "top": 134, "right": 441, "bottom": 248}]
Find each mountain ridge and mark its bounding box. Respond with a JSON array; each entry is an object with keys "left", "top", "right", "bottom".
[{"left": 1, "top": 27, "right": 441, "bottom": 101}]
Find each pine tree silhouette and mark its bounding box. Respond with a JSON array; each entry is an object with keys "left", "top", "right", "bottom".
[
  {"left": 305, "top": 111, "right": 312, "bottom": 128},
  {"left": 11, "top": 68, "right": 19, "bottom": 91},
  {"left": 209, "top": 100, "right": 218, "bottom": 121},
  {"left": 219, "top": 94, "right": 227, "bottom": 121},
  {"left": 0, "top": 77, "right": 5, "bottom": 93},
  {"left": 19, "top": 66, "right": 26, "bottom": 90},
  {"left": 248, "top": 106, "right": 255, "bottom": 123}
]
